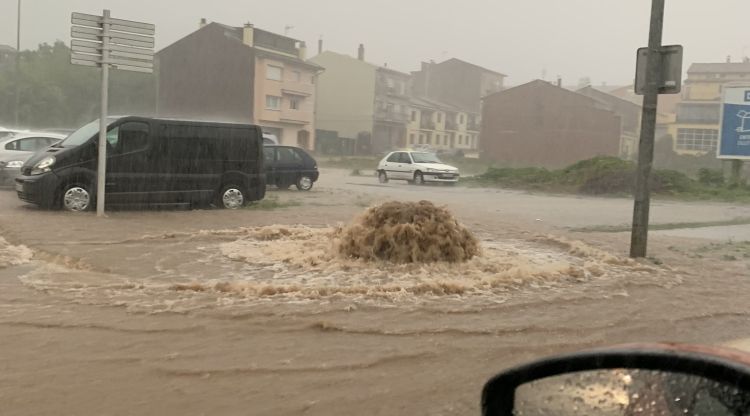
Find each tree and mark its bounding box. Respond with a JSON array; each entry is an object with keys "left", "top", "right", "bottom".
[{"left": 0, "top": 41, "right": 155, "bottom": 129}]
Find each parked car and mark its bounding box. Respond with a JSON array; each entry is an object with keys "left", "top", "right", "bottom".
[
  {"left": 15, "top": 117, "right": 266, "bottom": 211},
  {"left": 0, "top": 132, "right": 65, "bottom": 188},
  {"left": 263, "top": 145, "right": 319, "bottom": 191},
  {"left": 376, "top": 150, "right": 460, "bottom": 185}
]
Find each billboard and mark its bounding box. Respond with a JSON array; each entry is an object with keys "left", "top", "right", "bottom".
[{"left": 718, "top": 85, "right": 750, "bottom": 159}]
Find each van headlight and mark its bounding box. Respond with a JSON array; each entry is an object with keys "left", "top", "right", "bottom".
[
  {"left": 5, "top": 160, "right": 24, "bottom": 168},
  {"left": 30, "top": 156, "right": 55, "bottom": 175}
]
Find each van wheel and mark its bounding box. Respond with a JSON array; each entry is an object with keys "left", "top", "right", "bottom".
[
  {"left": 61, "top": 183, "right": 93, "bottom": 212},
  {"left": 296, "top": 175, "right": 314, "bottom": 191},
  {"left": 378, "top": 171, "right": 388, "bottom": 183},
  {"left": 217, "top": 184, "right": 246, "bottom": 209}
]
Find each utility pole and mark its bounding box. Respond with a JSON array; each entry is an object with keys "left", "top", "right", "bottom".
[
  {"left": 14, "top": 0, "right": 21, "bottom": 126},
  {"left": 630, "top": 0, "right": 665, "bottom": 258}
]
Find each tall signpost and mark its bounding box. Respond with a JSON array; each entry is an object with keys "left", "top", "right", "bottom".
[
  {"left": 717, "top": 85, "right": 750, "bottom": 185},
  {"left": 630, "top": 0, "right": 683, "bottom": 258},
  {"left": 70, "top": 10, "right": 155, "bottom": 217}
]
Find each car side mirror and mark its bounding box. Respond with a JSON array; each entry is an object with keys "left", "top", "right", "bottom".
[{"left": 482, "top": 343, "right": 750, "bottom": 415}]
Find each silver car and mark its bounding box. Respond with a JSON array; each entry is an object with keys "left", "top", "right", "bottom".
[{"left": 0, "top": 132, "right": 65, "bottom": 188}]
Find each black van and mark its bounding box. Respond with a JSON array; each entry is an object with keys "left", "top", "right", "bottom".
[{"left": 15, "top": 116, "right": 266, "bottom": 211}]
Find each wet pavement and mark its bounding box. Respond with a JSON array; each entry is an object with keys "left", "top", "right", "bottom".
[{"left": 0, "top": 169, "right": 748, "bottom": 415}]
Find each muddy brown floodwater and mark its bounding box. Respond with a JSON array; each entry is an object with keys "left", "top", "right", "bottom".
[{"left": 1, "top": 170, "right": 749, "bottom": 415}]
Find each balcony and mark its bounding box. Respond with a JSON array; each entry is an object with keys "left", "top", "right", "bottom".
[
  {"left": 375, "top": 84, "right": 408, "bottom": 98},
  {"left": 375, "top": 109, "right": 409, "bottom": 124}
]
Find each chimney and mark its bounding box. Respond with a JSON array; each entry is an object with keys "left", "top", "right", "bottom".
[
  {"left": 357, "top": 43, "right": 365, "bottom": 61},
  {"left": 298, "top": 41, "right": 307, "bottom": 60},
  {"left": 199, "top": 18, "right": 207, "bottom": 28},
  {"left": 242, "top": 23, "right": 254, "bottom": 47},
  {"left": 557, "top": 76, "right": 562, "bottom": 87},
  {"left": 318, "top": 37, "right": 323, "bottom": 55},
  {"left": 744, "top": 56, "right": 750, "bottom": 63},
  {"left": 727, "top": 55, "right": 732, "bottom": 63}
]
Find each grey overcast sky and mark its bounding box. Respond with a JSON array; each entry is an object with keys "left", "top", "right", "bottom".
[{"left": 1, "top": 0, "right": 747, "bottom": 86}]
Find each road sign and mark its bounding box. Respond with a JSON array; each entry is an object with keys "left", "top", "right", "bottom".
[
  {"left": 718, "top": 85, "right": 750, "bottom": 160},
  {"left": 635, "top": 45, "right": 683, "bottom": 95},
  {"left": 70, "top": 10, "right": 155, "bottom": 217},
  {"left": 70, "top": 11, "right": 154, "bottom": 73}
]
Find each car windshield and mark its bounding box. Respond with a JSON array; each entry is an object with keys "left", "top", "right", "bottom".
[
  {"left": 4, "top": 2, "right": 750, "bottom": 416},
  {"left": 411, "top": 152, "right": 443, "bottom": 164}
]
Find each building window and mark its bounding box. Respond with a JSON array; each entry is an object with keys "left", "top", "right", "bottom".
[
  {"left": 267, "top": 65, "right": 283, "bottom": 81},
  {"left": 676, "top": 128, "right": 718, "bottom": 152},
  {"left": 410, "top": 133, "right": 415, "bottom": 144},
  {"left": 459, "top": 114, "right": 465, "bottom": 124},
  {"left": 289, "top": 97, "right": 300, "bottom": 110},
  {"left": 266, "top": 95, "right": 281, "bottom": 110},
  {"left": 310, "top": 75, "right": 315, "bottom": 84},
  {"left": 411, "top": 111, "right": 417, "bottom": 122},
  {"left": 458, "top": 135, "right": 463, "bottom": 144},
  {"left": 436, "top": 134, "right": 441, "bottom": 144},
  {"left": 419, "top": 134, "right": 425, "bottom": 144},
  {"left": 443, "top": 135, "right": 448, "bottom": 145},
  {"left": 293, "top": 71, "right": 301, "bottom": 82}
]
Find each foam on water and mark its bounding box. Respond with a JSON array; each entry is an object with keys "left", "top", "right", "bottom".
[
  {"left": 0, "top": 237, "right": 33, "bottom": 268},
  {"left": 16, "top": 224, "right": 680, "bottom": 313}
]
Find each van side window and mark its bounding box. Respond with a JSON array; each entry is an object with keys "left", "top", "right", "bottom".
[
  {"left": 119, "top": 122, "right": 150, "bottom": 154},
  {"left": 106, "top": 127, "right": 119, "bottom": 148}
]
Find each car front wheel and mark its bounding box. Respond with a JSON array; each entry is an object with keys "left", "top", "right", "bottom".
[
  {"left": 378, "top": 171, "right": 388, "bottom": 183},
  {"left": 413, "top": 171, "right": 425, "bottom": 185}
]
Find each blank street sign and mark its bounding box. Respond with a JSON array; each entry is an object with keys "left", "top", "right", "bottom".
[
  {"left": 635, "top": 45, "right": 683, "bottom": 95},
  {"left": 70, "top": 11, "right": 155, "bottom": 73}
]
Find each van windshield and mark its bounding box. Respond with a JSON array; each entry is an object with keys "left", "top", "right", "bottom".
[{"left": 59, "top": 118, "right": 118, "bottom": 147}]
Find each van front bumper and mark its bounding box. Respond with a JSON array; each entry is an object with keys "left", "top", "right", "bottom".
[{"left": 15, "top": 173, "right": 59, "bottom": 206}]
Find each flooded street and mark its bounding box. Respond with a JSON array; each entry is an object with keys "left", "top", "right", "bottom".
[{"left": 1, "top": 169, "right": 749, "bottom": 415}]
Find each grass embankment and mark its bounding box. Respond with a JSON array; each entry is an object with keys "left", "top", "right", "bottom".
[{"left": 466, "top": 157, "right": 750, "bottom": 203}]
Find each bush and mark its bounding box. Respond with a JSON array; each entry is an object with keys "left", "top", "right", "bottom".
[
  {"left": 578, "top": 170, "right": 636, "bottom": 195},
  {"left": 651, "top": 169, "right": 697, "bottom": 194},
  {"left": 697, "top": 168, "right": 725, "bottom": 187}
]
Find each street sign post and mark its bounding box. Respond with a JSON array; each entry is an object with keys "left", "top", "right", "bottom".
[
  {"left": 70, "top": 10, "right": 154, "bottom": 217},
  {"left": 634, "top": 45, "right": 683, "bottom": 95},
  {"left": 630, "top": 0, "right": 673, "bottom": 259},
  {"left": 718, "top": 85, "right": 750, "bottom": 160}
]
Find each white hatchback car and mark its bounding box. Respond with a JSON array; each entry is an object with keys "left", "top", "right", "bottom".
[{"left": 377, "top": 150, "right": 460, "bottom": 185}]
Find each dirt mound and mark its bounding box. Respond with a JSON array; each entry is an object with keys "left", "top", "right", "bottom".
[{"left": 336, "top": 201, "right": 480, "bottom": 263}]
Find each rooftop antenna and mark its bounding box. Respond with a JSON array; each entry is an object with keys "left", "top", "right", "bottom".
[{"left": 284, "top": 25, "right": 294, "bottom": 36}]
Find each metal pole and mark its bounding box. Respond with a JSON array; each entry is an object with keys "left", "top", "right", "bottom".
[
  {"left": 14, "top": 0, "right": 21, "bottom": 126},
  {"left": 630, "top": 0, "right": 665, "bottom": 258},
  {"left": 96, "top": 9, "right": 111, "bottom": 217}
]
